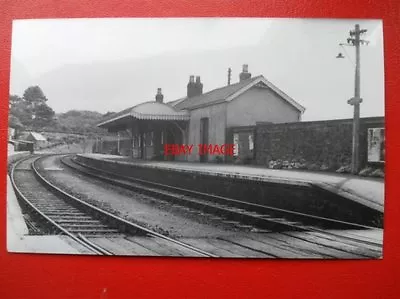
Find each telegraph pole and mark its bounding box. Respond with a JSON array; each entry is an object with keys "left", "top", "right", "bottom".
[{"left": 341, "top": 24, "right": 368, "bottom": 174}]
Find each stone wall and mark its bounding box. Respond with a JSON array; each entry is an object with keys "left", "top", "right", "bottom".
[{"left": 255, "top": 117, "right": 384, "bottom": 173}]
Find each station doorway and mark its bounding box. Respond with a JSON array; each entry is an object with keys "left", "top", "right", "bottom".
[{"left": 200, "top": 118, "right": 209, "bottom": 163}]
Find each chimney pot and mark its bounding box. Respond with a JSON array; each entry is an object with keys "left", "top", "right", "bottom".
[
  {"left": 155, "top": 87, "right": 164, "bottom": 103},
  {"left": 239, "top": 64, "right": 251, "bottom": 82},
  {"left": 195, "top": 76, "right": 203, "bottom": 95},
  {"left": 187, "top": 75, "right": 203, "bottom": 98}
]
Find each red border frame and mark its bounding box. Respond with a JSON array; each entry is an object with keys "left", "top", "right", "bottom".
[{"left": 1, "top": 1, "right": 399, "bottom": 298}]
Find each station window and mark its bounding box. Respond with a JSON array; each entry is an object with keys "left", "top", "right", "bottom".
[
  {"left": 248, "top": 134, "right": 254, "bottom": 151},
  {"left": 233, "top": 133, "right": 239, "bottom": 157}
]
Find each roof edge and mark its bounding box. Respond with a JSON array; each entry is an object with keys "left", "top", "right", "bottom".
[
  {"left": 97, "top": 101, "right": 190, "bottom": 127},
  {"left": 225, "top": 76, "right": 306, "bottom": 113},
  {"left": 97, "top": 111, "right": 132, "bottom": 127}
]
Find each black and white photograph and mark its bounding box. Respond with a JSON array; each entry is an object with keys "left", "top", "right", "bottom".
[{"left": 7, "top": 18, "right": 384, "bottom": 258}]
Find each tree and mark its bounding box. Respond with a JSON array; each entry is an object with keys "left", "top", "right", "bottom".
[
  {"left": 32, "top": 102, "right": 56, "bottom": 128},
  {"left": 23, "top": 86, "right": 48, "bottom": 105},
  {"left": 9, "top": 95, "right": 23, "bottom": 107},
  {"left": 18, "top": 86, "right": 56, "bottom": 129},
  {"left": 9, "top": 94, "right": 32, "bottom": 126},
  {"left": 8, "top": 114, "right": 23, "bottom": 129},
  {"left": 103, "top": 111, "right": 115, "bottom": 118}
]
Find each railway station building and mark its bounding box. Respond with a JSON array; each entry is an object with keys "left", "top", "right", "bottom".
[{"left": 97, "top": 64, "right": 306, "bottom": 162}]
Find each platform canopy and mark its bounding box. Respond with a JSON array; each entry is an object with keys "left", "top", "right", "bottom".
[{"left": 97, "top": 101, "right": 190, "bottom": 131}]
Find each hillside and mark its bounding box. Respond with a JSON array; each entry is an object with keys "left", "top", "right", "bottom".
[{"left": 55, "top": 110, "right": 108, "bottom": 134}]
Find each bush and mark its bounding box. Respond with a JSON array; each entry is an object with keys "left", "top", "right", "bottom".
[
  {"left": 370, "top": 168, "right": 384, "bottom": 178},
  {"left": 292, "top": 161, "right": 307, "bottom": 170},
  {"left": 359, "top": 167, "right": 374, "bottom": 177},
  {"left": 320, "top": 164, "right": 330, "bottom": 171},
  {"left": 308, "top": 164, "right": 320, "bottom": 171},
  {"left": 268, "top": 160, "right": 282, "bottom": 169},
  {"left": 336, "top": 165, "right": 351, "bottom": 173}
]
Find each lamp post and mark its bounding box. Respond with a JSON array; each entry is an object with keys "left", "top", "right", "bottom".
[{"left": 337, "top": 24, "right": 368, "bottom": 174}]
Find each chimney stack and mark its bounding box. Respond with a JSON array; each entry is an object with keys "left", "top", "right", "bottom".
[
  {"left": 195, "top": 76, "right": 203, "bottom": 95},
  {"left": 239, "top": 64, "right": 251, "bottom": 82},
  {"left": 187, "top": 75, "right": 203, "bottom": 98},
  {"left": 155, "top": 88, "right": 164, "bottom": 103}
]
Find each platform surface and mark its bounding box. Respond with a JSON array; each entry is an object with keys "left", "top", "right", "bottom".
[
  {"left": 7, "top": 152, "right": 82, "bottom": 254},
  {"left": 80, "top": 154, "right": 385, "bottom": 213}
]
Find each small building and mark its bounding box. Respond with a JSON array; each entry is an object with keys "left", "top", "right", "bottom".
[
  {"left": 97, "top": 98, "right": 190, "bottom": 160},
  {"left": 8, "top": 141, "right": 15, "bottom": 154},
  {"left": 25, "top": 132, "right": 47, "bottom": 149},
  {"left": 8, "top": 127, "right": 15, "bottom": 140},
  {"left": 98, "top": 64, "right": 305, "bottom": 162}
]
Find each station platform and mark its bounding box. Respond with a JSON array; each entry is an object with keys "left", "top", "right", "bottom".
[
  {"left": 7, "top": 152, "right": 82, "bottom": 254},
  {"left": 79, "top": 154, "right": 384, "bottom": 213}
]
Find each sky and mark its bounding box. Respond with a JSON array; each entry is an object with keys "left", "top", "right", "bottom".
[{"left": 9, "top": 18, "right": 384, "bottom": 121}]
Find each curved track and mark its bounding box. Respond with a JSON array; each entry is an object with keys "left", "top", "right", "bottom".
[
  {"left": 12, "top": 154, "right": 382, "bottom": 258},
  {"left": 11, "top": 155, "right": 216, "bottom": 257},
  {"left": 62, "top": 154, "right": 382, "bottom": 248}
]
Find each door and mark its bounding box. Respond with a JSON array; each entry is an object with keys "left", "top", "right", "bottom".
[
  {"left": 139, "top": 133, "right": 145, "bottom": 159},
  {"left": 165, "top": 129, "right": 175, "bottom": 161},
  {"left": 200, "top": 118, "right": 209, "bottom": 162}
]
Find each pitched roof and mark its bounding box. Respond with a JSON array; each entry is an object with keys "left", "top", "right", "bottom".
[
  {"left": 28, "top": 132, "right": 47, "bottom": 141},
  {"left": 99, "top": 106, "right": 136, "bottom": 125},
  {"left": 170, "top": 75, "right": 305, "bottom": 113},
  {"left": 166, "top": 96, "right": 186, "bottom": 107},
  {"left": 97, "top": 101, "right": 189, "bottom": 128}
]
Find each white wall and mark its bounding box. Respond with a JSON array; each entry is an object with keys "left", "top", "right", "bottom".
[
  {"left": 187, "top": 103, "right": 227, "bottom": 162},
  {"left": 227, "top": 86, "right": 300, "bottom": 127}
]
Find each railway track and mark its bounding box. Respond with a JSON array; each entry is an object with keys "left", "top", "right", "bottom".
[
  {"left": 10, "top": 155, "right": 217, "bottom": 257},
  {"left": 61, "top": 154, "right": 382, "bottom": 248}
]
